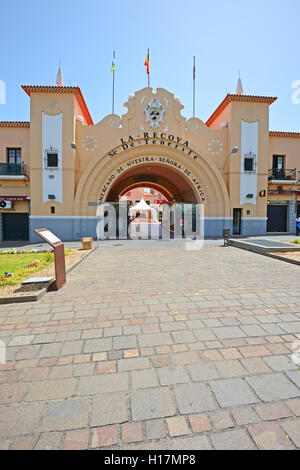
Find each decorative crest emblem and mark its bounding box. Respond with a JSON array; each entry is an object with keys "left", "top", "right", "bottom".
[{"left": 144, "top": 98, "right": 166, "bottom": 130}]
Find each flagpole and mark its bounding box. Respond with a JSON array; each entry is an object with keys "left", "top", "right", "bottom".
[
  {"left": 112, "top": 51, "right": 115, "bottom": 114},
  {"left": 193, "top": 56, "right": 195, "bottom": 118},
  {"left": 148, "top": 48, "right": 150, "bottom": 87}
]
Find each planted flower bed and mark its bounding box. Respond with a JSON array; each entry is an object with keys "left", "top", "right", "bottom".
[
  {"left": 0, "top": 248, "right": 88, "bottom": 298},
  {"left": 0, "top": 251, "right": 55, "bottom": 286}
]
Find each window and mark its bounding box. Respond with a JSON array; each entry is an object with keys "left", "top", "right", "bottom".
[
  {"left": 244, "top": 151, "right": 256, "bottom": 172},
  {"left": 273, "top": 155, "right": 285, "bottom": 169},
  {"left": 272, "top": 155, "right": 285, "bottom": 179},
  {"left": 45, "top": 147, "right": 59, "bottom": 168},
  {"left": 47, "top": 153, "right": 58, "bottom": 168},
  {"left": 244, "top": 158, "right": 254, "bottom": 172},
  {"left": 7, "top": 148, "right": 21, "bottom": 165},
  {"left": 50, "top": 206, "right": 55, "bottom": 214},
  {"left": 144, "top": 188, "right": 155, "bottom": 194}
]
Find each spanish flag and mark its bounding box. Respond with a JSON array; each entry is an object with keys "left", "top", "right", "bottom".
[{"left": 144, "top": 52, "right": 150, "bottom": 75}]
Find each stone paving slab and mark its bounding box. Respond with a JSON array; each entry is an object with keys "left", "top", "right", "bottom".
[
  {"left": 77, "top": 372, "right": 128, "bottom": 396},
  {"left": 131, "top": 388, "right": 176, "bottom": 421},
  {"left": 40, "top": 398, "right": 89, "bottom": 431},
  {"left": 90, "top": 393, "right": 128, "bottom": 426},
  {"left": 210, "top": 378, "right": 259, "bottom": 408},
  {"left": 174, "top": 383, "right": 218, "bottom": 414},
  {"left": 0, "top": 243, "right": 299, "bottom": 449},
  {"left": 245, "top": 373, "right": 300, "bottom": 402}
]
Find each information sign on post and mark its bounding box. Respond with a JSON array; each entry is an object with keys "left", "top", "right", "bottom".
[{"left": 34, "top": 229, "right": 66, "bottom": 290}]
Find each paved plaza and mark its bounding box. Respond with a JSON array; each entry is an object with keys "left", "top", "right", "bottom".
[{"left": 0, "top": 240, "right": 300, "bottom": 450}]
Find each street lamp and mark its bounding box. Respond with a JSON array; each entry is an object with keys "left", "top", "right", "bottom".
[
  {"left": 223, "top": 146, "right": 239, "bottom": 171},
  {"left": 70, "top": 142, "right": 81, "bottom": 167}
]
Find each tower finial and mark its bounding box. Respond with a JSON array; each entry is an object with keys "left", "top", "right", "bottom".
[
  {"left": 56, "top": 59, "right": 63, "bottom": 87},
  {"left": 236, "top": 71, "right": 243, "bottom": 95}
]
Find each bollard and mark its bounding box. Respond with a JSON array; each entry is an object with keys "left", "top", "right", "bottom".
[{"left": 223, "top": 228, "right": 230, "bottom": 247}]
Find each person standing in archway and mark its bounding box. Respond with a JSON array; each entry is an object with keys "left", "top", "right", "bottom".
[{"left": 296, "top": 214, "right": 300, "bottom": 236}]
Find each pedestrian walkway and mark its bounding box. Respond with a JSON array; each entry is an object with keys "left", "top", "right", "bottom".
[{"left": 0, "top": 243, "right": 299, "bottom": 450}]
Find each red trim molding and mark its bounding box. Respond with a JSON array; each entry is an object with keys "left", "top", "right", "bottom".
[
  {"left": 21, "top": 85, "right": 93, "bottom": 125},
  {"left": 0, "top": 121, "right": 30, "bottom": 128},
  {"left": 269, "top": 131, "right": 300, "bottom": 138}
]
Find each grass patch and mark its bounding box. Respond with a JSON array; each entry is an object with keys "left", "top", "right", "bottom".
[
  {"left": 0, "top": 252, "right": 55, "bottom": 286},
  {"left": 291, "top": 239, "right": 300, "bottom": 244}
]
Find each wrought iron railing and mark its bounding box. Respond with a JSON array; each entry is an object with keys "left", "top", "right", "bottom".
[
  {"left": 268, "top": 168, "right": 297, "bottom": 180},
  {"left": 0, "top": 162, "right": 28, "bottom": 176}
]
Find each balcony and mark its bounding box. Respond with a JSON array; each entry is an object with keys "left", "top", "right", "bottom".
[
  {"left": 0, "top": 163, "right": 29, "bottom": 177},
  {"left": 268, "top": 168, "right": 297, "bottom": 181}
]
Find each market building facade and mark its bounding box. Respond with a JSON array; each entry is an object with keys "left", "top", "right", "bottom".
[{"left": 0, "top": 75, "right": 299, "bottom": 242}]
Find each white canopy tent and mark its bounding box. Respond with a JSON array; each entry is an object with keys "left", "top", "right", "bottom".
[{"left": 129, "top": 198, "right": 158, "bottom": 223}]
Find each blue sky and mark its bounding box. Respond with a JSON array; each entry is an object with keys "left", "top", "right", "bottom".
[{"left": 1, "top": 0, "right": 300, "bottom": 131}]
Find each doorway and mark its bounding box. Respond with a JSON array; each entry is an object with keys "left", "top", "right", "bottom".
[
  {"left": 267, "top": 205, "right": 287, "bottom": 232},
  {"left": 3, "top": 213, "right": 29, "bottom": 240},
  {"left": 233, "top": 209, "right": 242, "bottom": 235}
]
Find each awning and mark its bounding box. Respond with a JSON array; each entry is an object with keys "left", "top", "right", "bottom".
[{"left": 130, "top": 198, "right": 156, "bottom": 211}]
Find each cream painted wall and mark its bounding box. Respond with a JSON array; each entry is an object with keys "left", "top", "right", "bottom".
[
  {"left": 0, "top": 127, "right": 30, "bottom": 166},
  {"left": 207, "top": 104, "right": 232, "bottom": 131},
  {"left": 73, "top": 87, "right": 230, "bottom": 219},
  {"left": 0, "top": 200, "right": 28, "bottom": 213},
  {"left": 269, "top": 136, "right": 300, "bottom": 170}
]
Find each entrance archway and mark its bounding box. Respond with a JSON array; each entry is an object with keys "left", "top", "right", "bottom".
[
  {"left": 105, "top": 163, "right": 198, "bottom": 203},
  {"left": 74, "top": 142, "right": 231, "bottom": 236},
  {"left": 119, "top": 183, "right": 172, "bottom": 202}
]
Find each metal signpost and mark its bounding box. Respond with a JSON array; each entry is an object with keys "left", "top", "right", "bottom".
[{"left": 34, "top": 229, "right": 66, "bottom": 290}]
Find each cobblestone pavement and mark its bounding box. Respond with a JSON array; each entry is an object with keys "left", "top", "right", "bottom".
[{"left": 0, "top": 242, "right": 299, "bottom": 450}]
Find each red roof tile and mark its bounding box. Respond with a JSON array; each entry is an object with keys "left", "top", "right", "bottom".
[
  {"left": 21, "top": 85, "right": 93, "bottom": 125},
  {"left": 0, "top": 121, "right": 30, "bottom": 127},
  {"left": 269, "top": 131, "right": 300, "bottom": 138},
  {"left": 206, "top": 94, "right": 277, "bottom": 127}
]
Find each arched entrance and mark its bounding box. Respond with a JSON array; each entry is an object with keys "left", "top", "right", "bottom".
[
  {"left": 105, "top": 163, "right": 198, "bottom": 203},
  {"left": 74, "top": 141, "right": 231, "bottom": 237}
]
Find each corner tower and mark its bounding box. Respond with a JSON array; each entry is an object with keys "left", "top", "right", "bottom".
[{"left": 21, "top": 85, "right": 93, "bottom": 241}]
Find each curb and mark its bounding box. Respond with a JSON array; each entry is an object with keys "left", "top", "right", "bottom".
[
  {"left": 263, "top": 252, "right": 300, "bottom": 267},
  {"left": 229, "top": 241, "right": 300, "bottom": 267}
]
